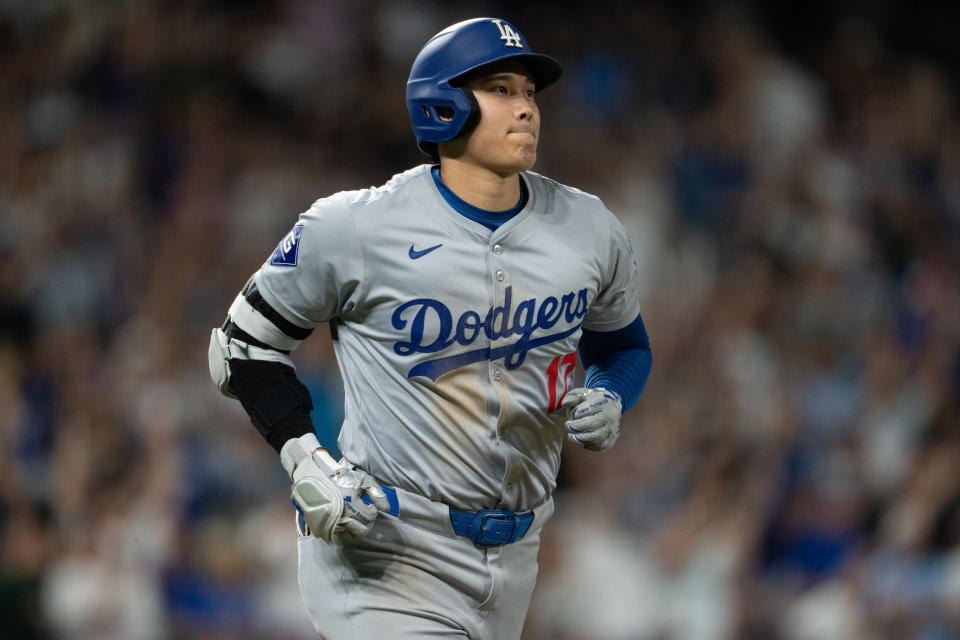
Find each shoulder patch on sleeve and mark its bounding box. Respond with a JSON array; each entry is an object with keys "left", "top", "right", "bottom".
[{"left": 269, "top": 224, "right": 303, "bottom": 267}]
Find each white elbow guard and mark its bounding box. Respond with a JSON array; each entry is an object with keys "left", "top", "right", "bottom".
[{"left": 208, "top": 326, "right": 296, "bottom": 399}]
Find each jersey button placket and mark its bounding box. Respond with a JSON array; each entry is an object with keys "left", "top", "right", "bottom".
[
  {"left": 491, "top": 241, "right": 506, "bottom": 284},
  {"left": 490, "top": 243, "right": 507, "bottom": 443}
]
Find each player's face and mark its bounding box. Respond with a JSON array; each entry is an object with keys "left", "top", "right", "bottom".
[{"left": 452, "top": 62, "right": 540, "bottom": 176}]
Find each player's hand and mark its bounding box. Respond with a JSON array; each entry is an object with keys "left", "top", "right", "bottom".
[
  {"left": 330, "top": 461, "right": 390, "bottom": 538},
  {"left": 560, "top": 387, "right": 623, "bottom": 451},
  {"left": 281, "top": 433, "right": 389, "bottom": 543}
]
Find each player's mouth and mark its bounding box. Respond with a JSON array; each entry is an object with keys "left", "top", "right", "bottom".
[{"left": 509, "top": 129, "right": 537, "bottom": 143}]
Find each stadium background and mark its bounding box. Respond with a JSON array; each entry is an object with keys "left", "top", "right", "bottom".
[{"left": 2, "top": 1, "right": 959, "bottom": 637}]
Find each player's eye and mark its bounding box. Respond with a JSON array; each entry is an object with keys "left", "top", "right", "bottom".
[{"left": 493, "top": 85, "right": 508, "bottom": 94}]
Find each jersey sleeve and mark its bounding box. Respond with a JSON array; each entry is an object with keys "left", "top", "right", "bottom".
[
  {"left": 582, "top": 211, "right": 642, "bottom": 332},
  {"left": 232, "top": 193, "right": 364, "bottom": 350}
]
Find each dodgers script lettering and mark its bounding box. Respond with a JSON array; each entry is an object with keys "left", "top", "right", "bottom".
[{"left": 391, "top": 286, "right": 589, "bottom": 380}]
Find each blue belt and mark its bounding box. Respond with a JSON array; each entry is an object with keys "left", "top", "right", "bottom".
[
  {"left": 359, "top": 485, "right": 536, "bottom": 547},
  {"left": 449, "top": 508, "right": 535, "bottom": 547}
]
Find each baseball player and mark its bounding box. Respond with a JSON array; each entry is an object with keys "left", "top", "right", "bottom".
[{"left": 208, "top": 17, "right": 652, "bottom": 640}]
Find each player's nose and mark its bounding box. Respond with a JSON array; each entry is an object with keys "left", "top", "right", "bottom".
[{"left": 515, "top": 99, "right": 535, "bottom": 121}]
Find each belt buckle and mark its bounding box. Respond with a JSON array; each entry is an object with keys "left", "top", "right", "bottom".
[{"left": 470, "top": 509, "right": 518, "bottom": 546}]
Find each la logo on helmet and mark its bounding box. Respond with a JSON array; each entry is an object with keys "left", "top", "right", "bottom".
[{"left": 491, "top": 19, "right": 523, "bottom": 48}]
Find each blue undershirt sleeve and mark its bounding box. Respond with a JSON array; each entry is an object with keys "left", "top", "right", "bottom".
[{"left": 577, "top": 312, "right": 652, "bottom": 412}]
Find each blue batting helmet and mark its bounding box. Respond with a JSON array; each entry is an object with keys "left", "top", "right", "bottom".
[{"left": 406, "top": 18, "right": 563, "bottom": 156}]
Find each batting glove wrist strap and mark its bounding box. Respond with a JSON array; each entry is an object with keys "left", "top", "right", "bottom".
[
  {"left": 561, "top": 387, "right": 623, "bottom": 451},
  {"left": 281, "top": 432, "right": 336, "bottom": 477}
]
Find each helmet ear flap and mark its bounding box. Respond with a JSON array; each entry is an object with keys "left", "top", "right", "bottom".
[{"left": 415, "top": 87, "right": 480, "bottom": 159}]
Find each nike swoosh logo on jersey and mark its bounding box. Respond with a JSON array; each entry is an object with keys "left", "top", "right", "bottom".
[{"left": 408, "top": 243, "right": 442, "bottom": 259}]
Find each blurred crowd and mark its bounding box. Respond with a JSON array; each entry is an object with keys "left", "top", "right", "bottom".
[{"left": 2, "top": 1, "right": 959, "bottom": 638}]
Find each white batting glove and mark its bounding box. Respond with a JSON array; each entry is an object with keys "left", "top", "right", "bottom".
[
  {"left": 280, "top": 433, "right": 389, "bottom": 543},
  {"left": 561, "top": 387, "right": 623, "bottom": 451}
]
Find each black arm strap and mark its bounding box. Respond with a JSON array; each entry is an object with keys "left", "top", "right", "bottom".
[
  {"left": 241, "top": 278, "right": 313, "bottom": 341},
  {"left": 228, "top": 359, "right": 315, "bottom": 453}
]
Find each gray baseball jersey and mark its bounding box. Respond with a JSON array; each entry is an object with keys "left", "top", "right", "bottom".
[{"left": 230, "top": 164, "right": 641, "bottom": 513}]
